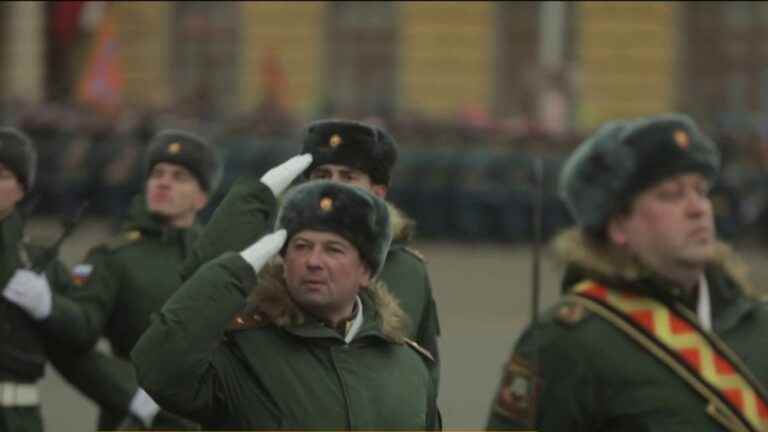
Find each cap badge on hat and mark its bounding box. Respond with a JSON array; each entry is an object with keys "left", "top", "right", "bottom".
[
  {"left": 673, "top": 130, "right": 690, "bottom": 150},
  {"left": 167, "top": 142, "right": 182, "bottom": 154},
  {"left": 319, "top": 196, "right": 334, "bottom": 212},
  {"left": 329, "top": 134, "right": 342, "bottom": 148}
]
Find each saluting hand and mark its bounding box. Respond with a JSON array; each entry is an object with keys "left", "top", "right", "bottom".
[
  {"left": 260, "top": 154, "right": 313, "bottom": 196},
  {"left": 239, "top": 229, "right": 287, "bottom": 273},
  {"left": 2, "top": 268, "right": 53, "bottom": 320},
  {"left": 127, "top": 387, "right": 161, "bottom": 428}
]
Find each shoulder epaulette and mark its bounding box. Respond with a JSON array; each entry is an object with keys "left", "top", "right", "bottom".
[
  {"left": 227, "top": 310, "right": 270, "bottom": 332},
  {"left": 403, "top": 337, "right": 434, "bottom": 363},
  {"left": 554, "top": 300, "right": 591, "bottom": 326},
  {"left": 402, "top": 246, "right": 427, "bottom": 263},
  {"left": 103, "top": 230, "right": 142, "bottom": 251}
]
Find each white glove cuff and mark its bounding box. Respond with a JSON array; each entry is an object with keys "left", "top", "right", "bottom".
[
  {"left": 260, "top": 154, "right": 313, "bottom": 196},
  {"left": 239, "top": 230, "right": 287, "bottom": 273},
  {"left": 129, "top": 388, "right": 160, "bottom": 427}
]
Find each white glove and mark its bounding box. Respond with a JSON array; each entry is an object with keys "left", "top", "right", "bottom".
[
  {"left": 239, "top": 229, "right": 287, "bottom": 273},
  {"left": 260, "top": 154, "right": 313, "bottom": 196},
  {"left": 129, "top": 387, "right": 161, "bottom": 427},
  {"left": 2, "top": 269, "right": 53, "bottom": 320}
]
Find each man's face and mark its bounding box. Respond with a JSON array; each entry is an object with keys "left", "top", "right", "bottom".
[
  {"left": 283, "top": 230, "right": 371, "bottom": 320},
  {"left": 308, "top": 164, "right": 387, "bottom": 198},
  {"left": 145, "top": 162, "right": 207, "bottom": 226},
  {"left": 0, "top": 162, "right": 23, "bottom": 218},
  {"left": 609, "top": 172, "right": 716, "bottom": 272}
]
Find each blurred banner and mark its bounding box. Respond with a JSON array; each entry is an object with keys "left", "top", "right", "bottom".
[{"left": 76, "top": 5, "right": 124, "bottom": 115}]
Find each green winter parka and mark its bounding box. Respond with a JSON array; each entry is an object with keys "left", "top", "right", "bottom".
[
  {"left": 486, "top": 228, "right": 768, "bottom": 432},
  {"left": 131, "top": 249, "right": 440, "bottom": 430},
  {"left": 180, "top": 175, "right": 441, "bottom": 378},
  {"left": 0, "top": 210, "right": 73, "bottom": 432},
  {"left": 44, "top": 195, "right": 201, "bottom": 430}
]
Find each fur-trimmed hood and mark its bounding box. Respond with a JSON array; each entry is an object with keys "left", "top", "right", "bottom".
[
  {"left": 244, "top": 261, "right": 411, "bottom": 343},
  {"left": 387, "top": 201, "right": 415, "bottom": 244},
  {"left": 553, "top": 227, "right": 756, "bottom": 298}
]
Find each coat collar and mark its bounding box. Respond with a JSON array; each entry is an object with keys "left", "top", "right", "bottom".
[
  {"left": 553, "top": 228, "right": 758, "bottom": 332},
  {"left": 1, "top": 210, "right": 23, "bottom": 248},
  {"left": 553, "top": 228, "right": 755, "bottom": 297},
  {"left": 121, "top": 194, "right": 201, "bottom": 243},
  {"left": 387, "top": 201, "right": 415, "bottom": 246},
  {"left": 244, "top": 262, "right": 410, "bottom": 344}
]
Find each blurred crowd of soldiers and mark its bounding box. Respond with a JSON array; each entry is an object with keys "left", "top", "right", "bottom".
[{"left": 4, "top": 98, "right": 768, "bottom": 245}]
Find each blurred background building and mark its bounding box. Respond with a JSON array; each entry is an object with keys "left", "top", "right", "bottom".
[{"left": 2, "top": 1, "right": 768, "bottom": 242}]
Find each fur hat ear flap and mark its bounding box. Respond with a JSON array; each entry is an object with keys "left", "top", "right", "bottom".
[
  {"left": 145, "top": 129, "right": 220, "bottom": 192},
  {"left": 559, "top": 113, "right": 720, "bottom": 232},
  {"left": 300, "top": 119, "right": 398, "bottom": 186}
]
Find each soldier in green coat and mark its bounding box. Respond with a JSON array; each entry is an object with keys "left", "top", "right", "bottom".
[
  {"left": 38, "top": 130, "right": 219, "bottom": 430},
  {"left": 181, "top": 119, "right": 441, "bottom": 385},
  {"left": 0, "top": 127, "right": 73, "bottom": 432},
  {"left": 486, "top": 114, "right": 768, "bottom": 431},
  {"left": 132, "top": 180, "right": 440, "bottom": 429}
]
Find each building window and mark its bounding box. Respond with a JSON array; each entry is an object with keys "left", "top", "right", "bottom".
[
  {"left": 682, "top": 2, "right": 768, "bottom": 132},
  {"left": 325, "top": 2, "right": 398, "bottom": 119},
  {"left": 173, "top": 2, "right": 240, "bottom": 119},
  {"left": 493, "top": 1, "right": 574, "bottom": 135}
]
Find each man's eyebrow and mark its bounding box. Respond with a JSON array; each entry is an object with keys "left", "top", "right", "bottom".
[{"left": 325, "top": 239, "right": 352, "bottom": 249}]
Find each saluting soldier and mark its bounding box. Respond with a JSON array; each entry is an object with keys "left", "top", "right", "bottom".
[
  {"left": 33, "top": 130, "right": 219, "bottom": 430},
  {"left": 486, "top": 113, "right": 768, "bottom": 431},
  {"left": 181, "top": 119, "right": 442, "bottom": 386},
  {"left": 0, "top": 127, "right": 73, "bottom": 432},
  {"left": 132, "top": 180, "right": 440, "bottom": 429}
]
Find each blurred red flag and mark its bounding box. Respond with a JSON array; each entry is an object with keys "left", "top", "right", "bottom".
[
  {"left": 262, "top": 48, "right": 287, "bottom": 108},
  {"left": 76, "top": 13, "right": 124, "bottom": 115},
  {"left": 49, "top": 1, "right": 86, "bottom": 49}
]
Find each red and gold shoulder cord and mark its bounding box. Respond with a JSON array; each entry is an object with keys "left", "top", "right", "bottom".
[{"left": 569, "top": 280, "right": 768, "bottom": 432}]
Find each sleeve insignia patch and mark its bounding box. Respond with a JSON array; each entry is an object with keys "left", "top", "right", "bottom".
[
  {"left": 492, "top": 354, "right": 541, "bottom": 423},
  {"left": 227, "top": 310, "right": 269, "bottom": 331},
  {"left": 71, "top": 263, "right": 94, "bottom": 286}
]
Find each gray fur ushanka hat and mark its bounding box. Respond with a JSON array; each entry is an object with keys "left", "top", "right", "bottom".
[
  {"left": 300, "top": 119, "right": 398, "bottom": 186},
  {"left": 0, "top": 127, "right": 37, "bottom": 191},
  {"left": 559, "top": 113, "right": 721, "bottom": 234},
  {"left": 145, "top": 129, "right": 220, "bottom": 192},
  {"left": 275, "top": 180, "right": 392, "bottom": 277}
]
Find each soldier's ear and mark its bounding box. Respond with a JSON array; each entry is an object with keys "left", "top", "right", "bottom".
[
  {"left": 193, "top": 190, "right": 208, "bottom": 212},
  {"left": 607, "top": 215, "right": 628, "bottom": 246},
  {"left": 371, "top": 184, "right": 387, "bottom": 199},
  {"left": 357, "top": 265, "right": 372, "bottom": 290}
]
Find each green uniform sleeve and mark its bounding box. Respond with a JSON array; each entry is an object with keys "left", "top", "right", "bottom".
[
  {"left": 486, "top": 319, "right": 598, "bottom": 431},
  {"left": 180, "top": 175, "right": 277, "bottom": 281},
  {"left": 45, "top": 257, "right": 136, "bottom": 416},
  {"left": 46, "top": 344, "right": 136, "bottom": 416},
  {"left": 43, "top": 249, "right": 120, "bottom": 351},
  {"left": 381, "top": 248, "right": 442, "bottom": 391},
  {"left": 131, "top": 252, "right": 257, "bottom": 423},
  {"left": 417, "top": 271, "right": 441, "bottom": 368}
]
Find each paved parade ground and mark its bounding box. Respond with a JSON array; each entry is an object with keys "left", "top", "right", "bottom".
[{"left": 30, "top": 217, "right": 768, "bottom": 430}]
